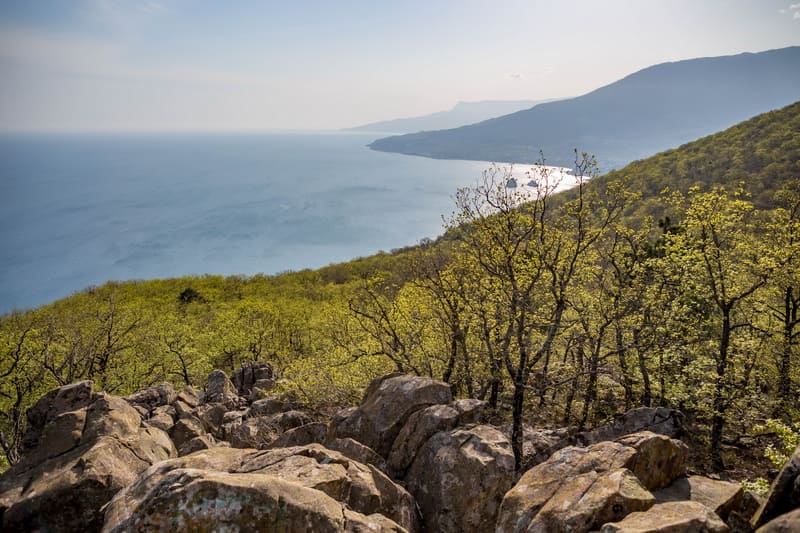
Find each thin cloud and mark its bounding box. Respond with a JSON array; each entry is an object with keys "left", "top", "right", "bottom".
[
  {"left": 788, "top": 2, "right": 800, "bottom": 19},
  {"left": 0, "top": 28, "right": 267, "bottom": 87},
  {"left": 508, "top": 72, "right": 523, "bottom": 80}
]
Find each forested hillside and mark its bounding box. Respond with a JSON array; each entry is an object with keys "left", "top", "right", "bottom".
[{"left": 1, "top": 103, "right": 798, "bottom": 475}]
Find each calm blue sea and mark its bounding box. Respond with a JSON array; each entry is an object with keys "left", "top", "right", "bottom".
[{"left": 0, "top": 132, "right": 493, "bottom": 313}]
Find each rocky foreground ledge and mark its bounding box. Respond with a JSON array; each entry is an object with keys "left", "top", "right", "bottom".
[{"left": 0, "top": 367, "right": 797, "bottom": 532}]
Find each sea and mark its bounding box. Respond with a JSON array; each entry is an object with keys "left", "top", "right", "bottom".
[{"left": 0, "top": 131, "right": 522, "bottom": 314}]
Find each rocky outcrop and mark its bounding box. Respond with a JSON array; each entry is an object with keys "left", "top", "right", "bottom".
[
  {"left": 497, "top": 432, "right": 688, "bottom": 533},
  {"left": 102, "top": 444, "right": 418, "bottom": 532},
  {"left": 328, "top": 372, "right": 453, "bottom": 457},
  {"left": 516, "top": 425, "right": 573, "bottom": 470},
  {"left": 19, "top": 380, "right": 94, "bottom": 455},
  {"left": 327, "top": 437, "right": 388, "bottom": 473},
  {"left": 123, "top": 382, "right": 176, "bottom": 414},
  {"left": 268, "top": 421, "right": 328, "bottom": 449},
  {"left": 231, "top": 361, "right": 274, "bottom": 397},
  {"left": 0, "top": 370, "right": 751, "bottom": 533},
  {"left": 751, "top": 445, "right": 800, "bottom": 529},
  {"left": 601, "top": 501, "right": 729, "bottom": 532},
  {"left": 203, "top": 369, "right": 241, "bottom": 407},
  {"left": 405, "top": 424, "right": 515, "bottom": 532},
  {"left": 654, "top": 475, "right": 743, "bottom": 521},
  {"left": 616, "top": 432, "right": 689, "bottom": 490},
  {"left": 757, "top": 508, "right": 800, "bottom": 532},
  {"left": 387, "top": 400, "right": 486, "bottom": 476},
  {"left": 0, "top": 381, "right": 176, "bottom": 532},
  {"left": 104, "top": 469, "right": 361, "bottom": 532},
  {"left": 573, "top": 407, "right": 685, "bottom": 446}
]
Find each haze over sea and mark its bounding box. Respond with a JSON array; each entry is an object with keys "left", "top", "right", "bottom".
[{"left": 0, "top": 131, "right": 523, "bottom": 314}]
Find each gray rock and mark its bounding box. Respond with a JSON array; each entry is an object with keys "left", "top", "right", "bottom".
[
  {"left": 654, "top": 475, "right": 743, "bottom": 521},
  {"left": 0, "top": 384, "right": 175, "bottom": 532},
  {"left": 757, "top": 508, "right": 800, "bottom": 532},
  {"left": 178, "top": 434, "right": 226, "bottom": 456},
  {"left": 169, "top": 417, "right": 206, "bottom": 450},
  {"left": 601, "top": 500, "right": 728, "bottom": 532},
  {"left": 102, "top": 444, "right": 417, "bottom": 533},
  {"left": 266, "top": 410, "right": 311, "bottom": 432},
  {"left": 20, "top": 380, "right": 94, "bottom": 455},
  {"left": 203, "top": 369, "right": 240, "bottom": 407},
  {"left": 387, "top": 404, "right": 460, "bottom": 476},
  {"left": 405, "top": 424, "right": 514, "bottom": 533},
  {"left": 497, "top": 432, "right": 687, "bottom": 533},
  {"left": 248, "top": 397, "right": 295, "bottom": 417},
  {"left": 248, "top": 378, "right": 276, "bottom": 401},
  {"left": 268, "top": 422, "right": 328, "bottom": 449},
  {"left": 195, "top": 402, "right": 228, "bottom": 438},
  {"left": 103, "top": 469, "right": 350, "bottom": 533},
  {"left": 327, "top": 437, "right": 388, "bottom": 472},
  {"left": 231, "top": 361, "right": 274, "bottom": 396},
  {"left": 328, "top": 372, "right": 452, "bottom": 457},
  {"left": 124, "top": 382, "right": 176, "bottom": 413},
  {"left": 574, "top": 407, "right": 685, "bottom": 446},
  {"left": 175, "top": 385, "right": 200, "bottom": 408},
  {"left": 228, "top": 416, "right": 278, "bottom": 449}
]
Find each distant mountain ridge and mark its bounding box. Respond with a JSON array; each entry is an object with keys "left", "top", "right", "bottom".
[
  {"left": 346, "top": 99, "right": 557, "bottom": 134},
  {"left": 369, "top": 46, "right": 800, "bottom": 170}
]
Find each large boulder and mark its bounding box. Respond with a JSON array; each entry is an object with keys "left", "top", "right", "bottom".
[
  {"left": 19, "top": 380, "right": 94, "bottom": 455},
  {"left": 242, "top": 445, "right": 417, "bottom": 530},
  {"left": 228, "top": 416, "right": 279, "bottom": 448},
  {"left": 123, "top": 382, "right": 176, "bottom": 414},
  {"left": 496, "top": 432, "right": 686, "bottom": 533},
  {"left": 231, "top": 361, "right": 274, "bottom": 396},
  {"left": 0, "top": 382, "right": 176, "bottom": 532},
  {"left": 203, "top": 369, "right": 240, "bottom": 407},
  {"left": 145, "top": 405, "right": 176, "bottom": 432},
  {"left": 527, "top": 468, "right": 655, "bottom": 532},
  {"left": 103, "top": 469, "right": 356, "bottom": 532},
  {"left": 497, "top": 441, "right": 649, "bottom": 533},
  {"left": 601, "top": 500, "right": 729, "bottom": 532},
  {"left": 327, "top": 437, "right": 388, "bottom": 473},
  {"left": 102, "top": 444, "right": 418, "bottom": 532},
  {"left": 194, "top": 402, "right": 229, "bottom": 437},
  {"left": 515, "top": 425, "right": 574, "bottom": 471},
  {"left": 751, "top": 445, "right": 800, "bottom": 529},
  {"left": 574, "top": 407, "right": 685, "bottom": 446},
  {"left": 328, "top": 372, "right": 452, "bottom": 457},
  {"left": 175, "top": 385, "right": 200, "bottom": 408},
  {"left": 615, "top": 432, "right": 688, "bottom": 490},
  {"left": 404, "top": 424, "right": 514, "bottom": 533},
  {"left": 757, "top": 508, "right": 800, "bottom": 532},
  {"left": 268, "top": 422, "right": 328, "bottom": 449},
  {"left": 169, "top": 417, "right": 207, "bottom": 451},
  {"left": 387, "top": 403, "right": 460, "bottom": 476},
  {"left": 654, "top": 475, "right": 744, "bottom": 521},
  {"left": 248, "top": 397, "right": 296, "bottom": 417}
]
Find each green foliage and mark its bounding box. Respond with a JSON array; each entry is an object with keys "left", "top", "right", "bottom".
[{"left": 759, "top": 419, "right": 800, "bottom": 467}]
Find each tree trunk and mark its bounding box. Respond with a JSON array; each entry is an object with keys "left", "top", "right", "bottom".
[
  {"left": 511, "top": 373, "right": 526, "bottom": 471},
  {"left": 710, "top": 308, "right": 731, "bottom": 471},
  {"left": 776, "top": 286, "right": 797, "bottom": 421}
]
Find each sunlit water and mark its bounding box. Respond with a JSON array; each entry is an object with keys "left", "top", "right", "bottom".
[{"left": 1, "top": 131, "right": 573, "bottom": 313}]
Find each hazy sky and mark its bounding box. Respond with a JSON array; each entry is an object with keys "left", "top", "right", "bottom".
[{"left": 1, "top": 0, "right": 798, "bottom": 131}]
